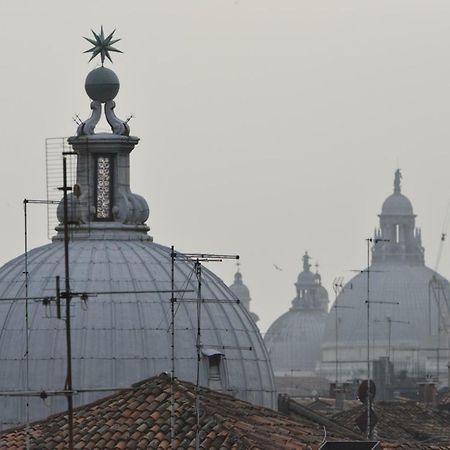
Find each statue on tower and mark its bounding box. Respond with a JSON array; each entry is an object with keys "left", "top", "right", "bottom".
[
  {"left": 394, "top": 169, "right": 402, "bottom": 194},
  {"left": 302, "top": 251, "right": 311, "bottom": 272}
]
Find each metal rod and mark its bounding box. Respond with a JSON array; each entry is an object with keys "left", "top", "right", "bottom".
[
  {"left": 23, "top": 200, "right": 30, "bottom": 450},
  {"left": 0, "top": 387, "right": 138, "bottom": 397},
  {"left": 365, "top": 236, "right": 388, "bottom": 439},
  {"left": 195, "top": 260, "right": 202, "bottom": 450},
  {"left": 170, "top": 245, "right": 175, "bottom": 449},
  {"left": 332, "top": 278, "right": 343, "bottom": 386},
  {"left": 56, "top": 276, "right": 61, "bottom": 320},
  {"left": 179, "top": 253, "right": 239, "bottom": 260},
  {"left": 0, "top": 289, "right": 194, "bottom": 302},
  {"left": 366, "top": 238, "right": 371, "bottom": 440},
  {"left": 62, "top": 158, "right": 74, "bottom": 450}
]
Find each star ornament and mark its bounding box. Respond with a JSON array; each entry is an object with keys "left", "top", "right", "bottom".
[{"left": 84, "top": 26, "right": 122, "bottom": 65}]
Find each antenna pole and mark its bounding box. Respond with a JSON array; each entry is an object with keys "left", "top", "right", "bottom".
[
  {"left": 170, "top": 245, "right": 175, "bottom": 449},
  {"left": 335, "top": 282, "right": 339, "bottom": 385},
  {"left": 62, "top": 157, "right": 74, "bottom": 450},
  {"left": 366, "top": 238, "right": 371, "bottom": 440},
  {"left": 23, "top": 200, "right": 30, "bottom": 450},
  {"left": 195, "top": 260, "right": 202, "bottom": 450},
  {"left": 333, "top": 278, "right": 343, "bottom": 386},
  {"left": 387, "top": 317, "right": 391, "bottom": 361}
]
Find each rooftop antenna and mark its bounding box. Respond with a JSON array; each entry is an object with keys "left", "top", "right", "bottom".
[
  {"left": 168, "top": 250, "right": 239, "bottom": 450},
  {"left": 428, "top": 277, "right": 450, "bottom": 384},
  {"left": 7, "top": 226, "right": 191, "bottom": 448},
  {"left": 59, "top": 157, "right": 75, "bottom": 450},
  {"left": 332, "top": 277, "right": 344, "bottom": 385},
  {"left": 23, "top": 198, "right": 61, "bottom": 449},
  {"left": 364, "top": 237, "right": 391, "bottom": 439},
  {"left": 175, "top": 252, "right": 239, "bottom": 450}
]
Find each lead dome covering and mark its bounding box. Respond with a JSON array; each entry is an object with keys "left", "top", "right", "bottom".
[{"left": 264, "top": 252, "right": 329, "bottom": 374}]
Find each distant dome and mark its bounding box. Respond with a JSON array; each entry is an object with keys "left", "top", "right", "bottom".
[
  {"left": 265, "top": 309, "right": 327, "bottom": 373},
  {"left": 321, "top": 170, "right": 448, "bottom": 380},
  {"left": 381, "top": 193, "right": 413, "bottom": 215},
  {"left": 265, "top": 252, "right": 329, "bottom": 374},
  {"left": 297, "top": 270, "right": 316, "bottom": 285}
]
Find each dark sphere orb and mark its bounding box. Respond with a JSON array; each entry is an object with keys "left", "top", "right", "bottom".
[{"left": 85, "top": 67, "right": 120, "bottom": 103}]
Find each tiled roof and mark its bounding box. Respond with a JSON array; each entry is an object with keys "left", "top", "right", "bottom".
[
  {"left": 5, "top": 374, "right": 448, "bottom": 449},
  {"left": 0, "top": 374, "right": 350, "bottom": 450},
  {"left": 332, "top": 400, "right": 450, "bottom": 447}
]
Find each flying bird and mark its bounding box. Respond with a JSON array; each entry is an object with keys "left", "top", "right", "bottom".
[{"left": 273, "top": 264, "right": 283, "bottom": 271}]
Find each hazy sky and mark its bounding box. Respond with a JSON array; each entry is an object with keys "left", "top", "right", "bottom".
[{"left": 1, "top": 1, "right": 450, "bottom": 332}]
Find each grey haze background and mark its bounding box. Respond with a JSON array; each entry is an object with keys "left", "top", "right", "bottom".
[{"left": 0, "top": 1, "right": 449, "bottom": 333}]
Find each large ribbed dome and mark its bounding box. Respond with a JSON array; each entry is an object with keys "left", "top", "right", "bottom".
[
  {"left": 0, "top": 240, "right": 274, "bottom": 429},
  {"left": 321, "top": 170, "right": 449, "bottom": 380},
  {"left": 0, "top": 35, "right": 275, "bottom": 430},
  {"left": 265, "top": 252, "right": 329, "bottom": 374}
]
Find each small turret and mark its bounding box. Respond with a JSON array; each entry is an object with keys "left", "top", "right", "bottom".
[
  {"left": 372, "top": 170, "right": 424, "bottom": 265},
  {"left": 229, "top": 263, "right": 259, "bottom": 323}
]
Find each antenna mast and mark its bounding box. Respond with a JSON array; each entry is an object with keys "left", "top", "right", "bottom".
[{"left": 60, "top": 157, "right": 74, "bottom": 450}]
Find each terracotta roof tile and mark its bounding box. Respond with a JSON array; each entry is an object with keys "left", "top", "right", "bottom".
[
  {"left": 0, "top": 374, "right": 386, "bottom": 449},
  {"left": 332, "top": 400, "right": 450, "bottom": 449}
]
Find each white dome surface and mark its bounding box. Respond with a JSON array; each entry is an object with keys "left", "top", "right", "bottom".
[
  {"left": 265, "top": 309, "right": 327, "bottom": 373},
  {"left": 381, "top": 193, "right": 414, "bottom": 215},
  {"left": 322, "top": 263, "right": 443, "bottom": 347},
  {"left": 265, "top": 252, "right": 329, "bottom": 374},
  {"left": 0, "top": 239, "right": 275, "bottom": 429}
]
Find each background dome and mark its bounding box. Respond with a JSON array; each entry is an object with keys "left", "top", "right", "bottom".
[
  {"left": 264, "top": 252, "right": 329, "bottom": 374},
  {"left": 297, "top": 270, "right": 316, "bottom": 285},
  {"left": 381, "top": 193, "right": 414, "bottom": 215},
  {"left": 0, "top": 240, "right": 275, "bottom": 429},
  {"left": 321, "top": 171, "right": 446, "bottom": 380},
  {"left": 265, "top": 309, "right": 327, "bottom": 374},
  {"left": 322, "top": 264, "right": 444, "bottom": 347}
]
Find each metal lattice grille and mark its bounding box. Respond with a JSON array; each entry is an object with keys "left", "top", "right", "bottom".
[
  {"left": 95, "top": 156, "right": 112, "bottom": 220},
  {"left": 45, "top": 137, "right": 75, "bottom": 239}
]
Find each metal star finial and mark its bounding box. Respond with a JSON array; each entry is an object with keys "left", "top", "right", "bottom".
[{"left": 83, "top": 26, "right": 122, "bottom": 65}]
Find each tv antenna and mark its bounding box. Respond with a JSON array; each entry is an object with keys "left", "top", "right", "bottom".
[
  {"left": 170, "top": 251, "right": 239, "bottom": 450},
  {"left": 332, "top": 277, "right": 353, "bottom": 385},
  {"left": 363, "top": 237, "right": 391, "bottom": 440}
]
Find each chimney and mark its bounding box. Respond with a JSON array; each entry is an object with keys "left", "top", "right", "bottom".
[
  {"left": 335, "top": 387, "right": 345, "bottom": 410},
  {"left": 329, "top": 382, "right": 337, "bottom": 399},
  {"left": 418, "top": 381, "right": 437, "bottom": 406},
  {"left": 278, "top": 393, "right": 290, "bottom": 414}
]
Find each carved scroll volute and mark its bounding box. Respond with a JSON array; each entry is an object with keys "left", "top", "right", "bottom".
[
  {"left": 77, "top": 101, "right": 102, "bottom": 136},
  {"left": 105, "top": 100, "right": 130, "bottom": 136}
]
